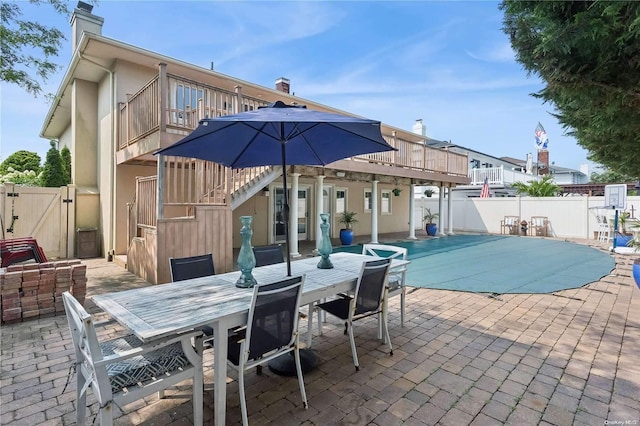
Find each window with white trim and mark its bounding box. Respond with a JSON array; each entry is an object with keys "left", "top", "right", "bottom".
[
  {"left": 364, "top": 189, "right": 372, "bottom": 212},
  {"left": 381, "top": 190, "right": 391, "bottom": 214},
  {"left": 336, "top": 189, "right": 346, "bottom": 215}
]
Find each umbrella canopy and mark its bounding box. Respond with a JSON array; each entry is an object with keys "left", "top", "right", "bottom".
[{"left": 156, "top": 101, "right": 396, "bottom": 275}]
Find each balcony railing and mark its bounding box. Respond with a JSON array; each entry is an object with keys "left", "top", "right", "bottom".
[
  {"left": 469, "top": 166, "right": 540, "bottom": 186},
  {"left": 118, "top": 73, "right": 469, "bottom": 177}
]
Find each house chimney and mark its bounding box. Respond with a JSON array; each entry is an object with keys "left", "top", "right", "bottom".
[
  {"left": 70, "top": 1, "right": 104, "bottom": 53},
  {"left": 537, "top": 149, "right": 549, "bottom": 176},
  {"left": 275, "top": 77, "right": 290, "bottom": 94},
  {"left": 412, "top": 119, "right": 426, "bottom": 136}
]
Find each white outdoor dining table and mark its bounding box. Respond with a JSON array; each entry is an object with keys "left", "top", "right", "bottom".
[{"left": 91, "top": 252, "right": 409, "bottom": 426}]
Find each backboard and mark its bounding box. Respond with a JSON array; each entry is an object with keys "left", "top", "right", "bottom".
[{"left": 604, "top": 184, "right": 627, "bottom": 210}]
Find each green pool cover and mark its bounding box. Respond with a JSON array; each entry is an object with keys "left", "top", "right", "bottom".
[{"left": 333, "top": 235, "right": 615, "bottom": 294}]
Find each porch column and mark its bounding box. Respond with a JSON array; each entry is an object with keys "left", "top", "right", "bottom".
[
  {"left": 438, "top": 183, "right": 445, "bottom": 236},
  {"left": 408, "top": 182, "right": 417, "bottom": 239},
  {"left": 315, "top": 175, "right": 325, "bottom": 252},
  {"left": 156, "top": 155, "right": 164, "bottom": 220},
  {"left": 447, "top": 184, "right": 454, "bottom": 235},
  {"left": 371, "top": 180, "right": 379, "bottom": 243},
  {"left": 289, "top": 173, "right": 301, "bottom": 258}
]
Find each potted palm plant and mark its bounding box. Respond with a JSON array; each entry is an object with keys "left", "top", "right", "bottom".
[
  {"left": 423, "top": 208, "right": 439, "bottom": 236},
  {"left": 615, "top": 211, "right": 633, "bottom": 247},
  {"left": 338, "top": 211, "right": 358, "bottom": 245}
]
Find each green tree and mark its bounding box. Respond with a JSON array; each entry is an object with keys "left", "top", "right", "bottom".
[
  {"left": 511, "top": 175, "right": 560, "bottom": 197},
  {"left": 590, "top": 168, "right": 636, "bottom": 184},
  {"left": 500, "top": 1, "right": 640, "bottom": 178},
  {"left": 0, "top": 150, "right": 41, "bottom": 174},
  {"left": 39, "top": 140, "right": 65, "bottom": 187},
  {"left": 0, "top": 0, "right": 95, "bottom": 96},
  {"left": 60, "top": 145, "right": 71, "bottom": 184}
]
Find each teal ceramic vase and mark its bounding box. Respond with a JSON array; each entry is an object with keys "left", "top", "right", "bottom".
[
  {"left": 317, "top": 213, "right": 334, "bottom": 269},
  {"left": 235, "top": 216, "right": 257, "bottom": 288}
]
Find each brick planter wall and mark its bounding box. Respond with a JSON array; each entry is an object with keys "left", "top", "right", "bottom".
[{"left": 0, "top": 260, "right": 87, "bottom": 323}]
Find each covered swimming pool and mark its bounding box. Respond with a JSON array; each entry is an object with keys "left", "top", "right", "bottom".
[{"left": 333, "top": 235, "right": 615, "bottom": 294}]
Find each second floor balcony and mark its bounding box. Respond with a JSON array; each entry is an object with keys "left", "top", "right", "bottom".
[
  {"left": 116, "top": 69, "right": 469, "bottom": 181},
  {"left": 468, "top": 166, "right": 541, "bottom": 186}
]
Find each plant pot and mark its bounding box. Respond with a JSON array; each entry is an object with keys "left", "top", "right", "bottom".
[
  {"left": 615, "top": 234, "right": 632, "bottom": 247},
  {"left": 633, "top": 259, "right": 640, "bottom": 289},
  {"left": 339, "top": 229, "right": 354, "bottom": 246},
  {"left": 426, "top": 223, "right": 437, "bottom": 236}
]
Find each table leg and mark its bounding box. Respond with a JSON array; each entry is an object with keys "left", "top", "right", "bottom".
[
  {"left": 306, "top": 302, "right": 313, "bottom": 348},
  {"left": 213, "top": 321, "right": 228, "bottom": 426}
]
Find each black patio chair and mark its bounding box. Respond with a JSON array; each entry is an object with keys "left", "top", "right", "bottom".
[
  {"left": 169, "top": 253, "right": 215, "bottom": 281},
  {"left": 169, "top": 253, "right": 215, "bottom": 344},
  {"left": 314, "top": 258, "right": 392, "bottom": 371},
  {"left": 227, "top": 275, "right": 308, "bottom": 426},
  {"left": 252, "top": 244, "right": 284, "bottom": 267}
]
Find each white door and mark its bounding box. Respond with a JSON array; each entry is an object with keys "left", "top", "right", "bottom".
[
  {"left": 334, "top": 188, "right": 347, "bottom": 238},
  {"left": 273, "top": 186, "right": 309, "bottom": 243}
]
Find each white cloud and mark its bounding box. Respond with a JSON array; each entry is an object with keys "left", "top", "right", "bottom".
[{"left": 465, "top": 41, "right": 515, "bottom": 63}]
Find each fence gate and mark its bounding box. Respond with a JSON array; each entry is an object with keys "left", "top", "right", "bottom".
[{"left": 0, "top": 184, "right": 76, "bottom": 259}]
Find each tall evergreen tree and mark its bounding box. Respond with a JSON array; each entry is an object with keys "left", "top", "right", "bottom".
[
  {"left": 60, "top": 145, "right": 71, "bottom": 184},
  {"left": 501, "top": 1, "right": 640, "bottom": 178},
  {"left": 39, "top": 140, "right": 65, "bottom": 187}
]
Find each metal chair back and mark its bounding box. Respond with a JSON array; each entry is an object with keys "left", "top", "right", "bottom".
[
  {"left": 169, "top": 253, "right": 215, "bottom": 282},
  {"left": 252, "top": 244, "right": 284, "bottom": 267}
]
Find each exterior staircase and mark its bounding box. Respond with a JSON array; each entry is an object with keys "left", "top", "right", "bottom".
[{"left": 229, "top": 167, "right": 282, "bottom": 210}]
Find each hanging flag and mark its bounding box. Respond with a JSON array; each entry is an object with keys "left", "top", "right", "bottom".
[
  {"left": 535, "top": 122, "right": 549, "bottom": 149},
  {"left": 480, "top": 177, "right": 490, "bottom": 198}
]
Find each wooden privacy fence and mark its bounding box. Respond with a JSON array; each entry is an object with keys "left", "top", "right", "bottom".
[{"left": 0, "top": 184, "right": 76, "bottom": 259}]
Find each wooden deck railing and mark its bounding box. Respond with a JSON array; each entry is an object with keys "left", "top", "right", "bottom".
[
  {"left": 118, "top": 72, "right": 468, "bottom": 177},
  {"left": 135, "top": 176, "right": 157, "bottom": 228},
  {"left": 123, "top": 72, "right": 469, "bottom": 230}
]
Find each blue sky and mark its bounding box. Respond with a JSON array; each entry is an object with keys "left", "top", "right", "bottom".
[{"left": 0, "top": 0, "right": 595, "bottom": 172}]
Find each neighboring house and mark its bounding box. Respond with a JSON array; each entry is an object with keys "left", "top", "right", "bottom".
[
  {"left": 411, "top": 120, "right": 587, "bottom": 198},
  {"left": 39, "top": 5, "right": 469, "bottom": 284},
  {"left": 547, "top": 164, "right": 589, "bottom": 185}
]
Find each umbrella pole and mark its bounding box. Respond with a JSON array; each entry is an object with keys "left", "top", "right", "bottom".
[{"left": 281, "top": 139, "right": 292, "bottom": 276}]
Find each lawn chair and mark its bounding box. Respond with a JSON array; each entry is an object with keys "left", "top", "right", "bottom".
[
  {"left": 62, "top": 292, "right": 203, "bottom": 426},
  {"left": 362, "top": 243, "right": 408, "bottom": 329},
  {"left": 500, "top": 216, "right": 520, "bottom": 235},
  {"left": 530, "top": 216, "right": 550, "bottom": 237},
  {"left": 313, "top": 258, "right": 393, "bottom": 371},
  {"left": 227, "top": 276, "right": 307, "bottom": 426}
]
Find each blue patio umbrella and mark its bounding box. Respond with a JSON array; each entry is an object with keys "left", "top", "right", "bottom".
[{"left": 156, "top": 101, "right": 395, "bottom": 276}]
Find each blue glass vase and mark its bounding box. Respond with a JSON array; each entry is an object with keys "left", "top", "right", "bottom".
[
  {"left": 235, "top": 216, "right": 257, "bottom": 288},
  {"left": 317, "top": 213, "right": 334, "bottom": 269}
]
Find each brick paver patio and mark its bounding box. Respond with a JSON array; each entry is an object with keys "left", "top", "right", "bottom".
[{"left": 1, "top": 237, "right": 638, "bottom": 425}]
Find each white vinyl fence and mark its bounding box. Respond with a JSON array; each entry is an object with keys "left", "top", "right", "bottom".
[{"left": 415, "top": 196, "right": 640, "bottom": 239}]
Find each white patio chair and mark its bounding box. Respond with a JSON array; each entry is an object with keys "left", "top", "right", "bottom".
[
  {"left": 62, "top": 292, "right": 203, "bottom": 426},
  {"left": 362, "top": 243, "right": 408, "bottom": 328},
  {"left": 226, "top": 276, "right": 308, "bottom": 426},
  {"left": 314, "top": 258, "right": 393, "bottom": 371},
  {"left": 596, "top": 215, "right": 612, "bottom": 242}
]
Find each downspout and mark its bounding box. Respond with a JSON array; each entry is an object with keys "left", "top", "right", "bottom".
[{"left": 79, "top": 52, "right": 116, "bottom": 260}]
